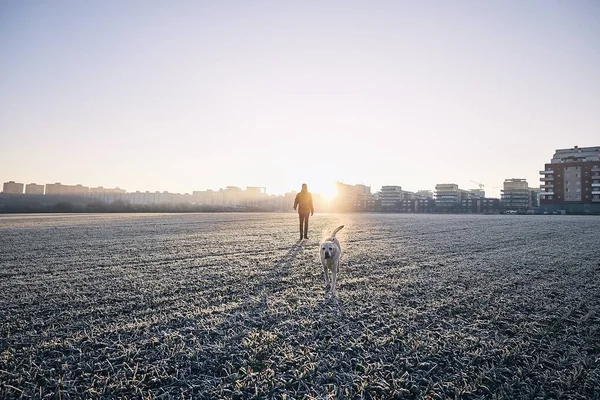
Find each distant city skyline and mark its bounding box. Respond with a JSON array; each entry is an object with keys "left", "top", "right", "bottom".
[
  {"left": 0, "top": 145, "right": 595, "bottom": 199},
  {"left": 4, "top": 146, "right": 600, "bottom": 200},
  {"left": 3, "top": 145, "right": 599, "bottom": 214},
  {"left": 1, "top": 2, "right": 599, "bottom": 199},
  {"left": 0, "top": 176, "right": 522, "bottom": 199}
]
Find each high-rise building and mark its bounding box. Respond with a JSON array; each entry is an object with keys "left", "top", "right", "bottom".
[
  {"left": 90, "top": 187, "right": 126, "bottom": 194},
  {"left": 2, "top": 181, "right": 24, "bottom": 194},
  {"left": 244, "top": 187, "right": 267, "bottom": 207},
  {"left": 539, "top": 146, "right": 600, "bottom": 213},
  {"left": 45, "top": 182, "right": 89, "bottom": 195},
  {"left": 193, "top": 190, "right": 218, "bottom": 205},
  {"left": 45, "top": 183, "right": 68, "bottom": 195},
  {"left": 25, "top": 183, "right": 44, "bottom": 195},
  {"left": 68, "top": 184, "right": 90, "bottom": 195},
  {"left": 500, "top": 178, "right": 531, "bottom": 211}
]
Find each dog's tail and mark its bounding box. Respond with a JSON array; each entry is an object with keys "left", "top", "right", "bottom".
[{"left": 331, "top": 225, "right": 344, "bottom": 238}]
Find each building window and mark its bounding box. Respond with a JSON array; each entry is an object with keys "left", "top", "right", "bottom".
[
  {"left": 565, "top": 188, "right": 569, "bottom": 192},
  {"left": 549, "top": 196, "right": 553, "bottom": 200},
  {"left": 576, "top": 173, "right": 580, "bottom": 178},
  {"left": 565, "top": 181, "right": 570, "bottom": 185},
  {"left": 576, "top": 195, "right": 581, "bottom": 200},
  {"left": 576, "top": 188, "right": 581, "bottom": 193}
]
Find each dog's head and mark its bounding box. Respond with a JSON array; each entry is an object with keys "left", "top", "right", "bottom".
[{"left": 320, "top": 240, "right": 338, "bottom": 260}]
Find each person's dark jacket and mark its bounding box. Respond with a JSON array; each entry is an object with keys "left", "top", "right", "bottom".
[{"left": 294, "top": 191, "right": 314, "bottom": 215}]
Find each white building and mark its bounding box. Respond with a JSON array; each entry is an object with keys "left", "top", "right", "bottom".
[
  {"left": 25, "top": 183, "right": 44, "bottom": 195},
  {"left": 435, "top": 183, "right": 462, "bottom": 206},
  {"left": 550, "top": 146, "right": 600, "bottom": 163},
  {"left": 2, "top": 181, "right": 24, "bottom": 194},
  {"left": 500, "top": 178, "right": 530, "bottom": 210},
  {"left": 379, "top": 185, "right": 402, "bottom": 209}
]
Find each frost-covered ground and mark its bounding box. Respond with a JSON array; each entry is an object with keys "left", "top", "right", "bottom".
[{"left": 1, "top": 213, "right": 599, "bottom": 399}]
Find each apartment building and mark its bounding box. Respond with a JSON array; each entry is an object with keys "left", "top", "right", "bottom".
[
  {"left": 468, "top": 188, "right": 486, "bottom": 199},
  {"left": 284, "top": 192, "right": 298, "bottom": 210},
  {"left": 415, "top": 190, "right": 434, "bottom": 199},
  {"left": 25, "top": 183, "right": 45, "bottom": 195},
  {"left": 243, "top": 187, "right": 268, "bottom": 207},
  {"left": 262, "top": 194, "right": 287, "bottom": 211},
  {"left": 333, "top": 182, "right": 374, "bottom": 212},
  {"left": 435, "top": 183, "right": 459, "bottom": 204},
  {"left": 193, "top": 189, "right": 218, "bottom": 205},
  {"left": 461, "top": 198, "right": 501, "bottom": 213},
  {"left": 3, "top": 181, "right": 24, "bottom": 194},
  {"left": 379, "top": 185, "right": 402, "bottom": 210},
  {"left": 400, "top": 198, "right": 415, "bottom": 212},
  {"left": 400, "top": 197, "right": 436, "bottom": 212},
  {"left": 530, "top": 188, "right": 541, "bottom": 208},
  {"left": 500, "top": 178, "right": 531, "bottom": 211},
  {"left": 434, "top": 183, "right": 467, "bottom": 211},
  {"left": 539, "top": 146, "right": 600, "bottom": 213},
  {"left": 90, "top": 187, "right": 126, "bottom": 194},
  {"left": 45, "top": 182, "right": 89, "bottom": 195}
]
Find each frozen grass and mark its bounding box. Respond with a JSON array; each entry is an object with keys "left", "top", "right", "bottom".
[{"left": 0, "top": 213, "right": 599, "bottom": 399}]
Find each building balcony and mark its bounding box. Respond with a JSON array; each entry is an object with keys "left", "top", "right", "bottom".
[
  {"left": 539, "top": 184, "right": 554, "bottom": 189},
  {"left": 592, "top": 190, "right": 600, "bottom": 195},
  {"left": 539, "top": 177, "right": 554, "bottom": 182},
  {"left": 592, "top": 166, "right": 600, "bottom": 172},
  {"left": 539, "top": 170, "right": 554, "bottom": 174},
  {"left": 593, "top": 198, "right": 600, "bottom": 202},
  {"left": 592, "top": 183, "right": 600, "bottom": 187},
  {"left": 540, "top": 192, "right": 555, "bottom": 196}
]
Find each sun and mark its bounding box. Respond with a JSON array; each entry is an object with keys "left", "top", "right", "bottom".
[{"left": 313, "top": 182, "right": 338, "bottom": 204}]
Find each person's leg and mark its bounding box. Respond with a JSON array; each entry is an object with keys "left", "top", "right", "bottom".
[
  {"left": 298, "top": 214, "right": 304, "bottom": 239},
  {"left": 303, "top": 215, "right": 309, "bottom": 238}
]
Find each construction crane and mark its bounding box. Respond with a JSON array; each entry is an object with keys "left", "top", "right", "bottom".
[{"left": 470, "top": 180, "right": 485, "bottom": 190}]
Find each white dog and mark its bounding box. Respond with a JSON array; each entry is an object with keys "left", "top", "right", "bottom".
[{"left": 319, "top": 225, "right": 344, "bottom": 296}]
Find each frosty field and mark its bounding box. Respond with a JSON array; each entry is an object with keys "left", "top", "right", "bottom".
[{"left": 1, "top": 213, "right": 599, "bottom": 399}]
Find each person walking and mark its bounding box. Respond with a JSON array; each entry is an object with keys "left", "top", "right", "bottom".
[{"left": 293, "top": 183, "right": 314, "bottom": 240}]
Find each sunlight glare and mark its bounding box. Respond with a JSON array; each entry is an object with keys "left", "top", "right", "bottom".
[{"left": 312, "top": 182, "right": 338, "bottom": 204}]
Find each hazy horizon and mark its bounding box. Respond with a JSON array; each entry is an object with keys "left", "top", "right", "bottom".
[{"left": 2, "top": 1, "right": 599, "bottom": 199}]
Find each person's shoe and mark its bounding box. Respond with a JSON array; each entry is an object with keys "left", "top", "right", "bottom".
[
  {"left": 300, "top": 235, "right": 304, "bottom": 240},
  {"left": 304, "top": 235, "right": 309, "bottom": 239}
]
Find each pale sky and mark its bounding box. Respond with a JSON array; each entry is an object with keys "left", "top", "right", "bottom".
[{"left": 1, "top": 1, "right": 599, "bottom": 198}]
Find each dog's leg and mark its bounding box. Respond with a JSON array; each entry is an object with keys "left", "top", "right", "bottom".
[
  {"left": 322, "top": 264, "right": 330, "bottom": 290},
  {"left": 330, "top": 263, "right": 337, "bottom": 297}
]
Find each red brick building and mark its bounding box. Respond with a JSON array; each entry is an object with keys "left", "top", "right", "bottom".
[{"left": 540, "top": 146, "right": 600, "bottom": 213}]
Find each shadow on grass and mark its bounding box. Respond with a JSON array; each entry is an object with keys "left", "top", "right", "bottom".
[{"left": 278, "top": 239, "right": 304, "bottom": 276}]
